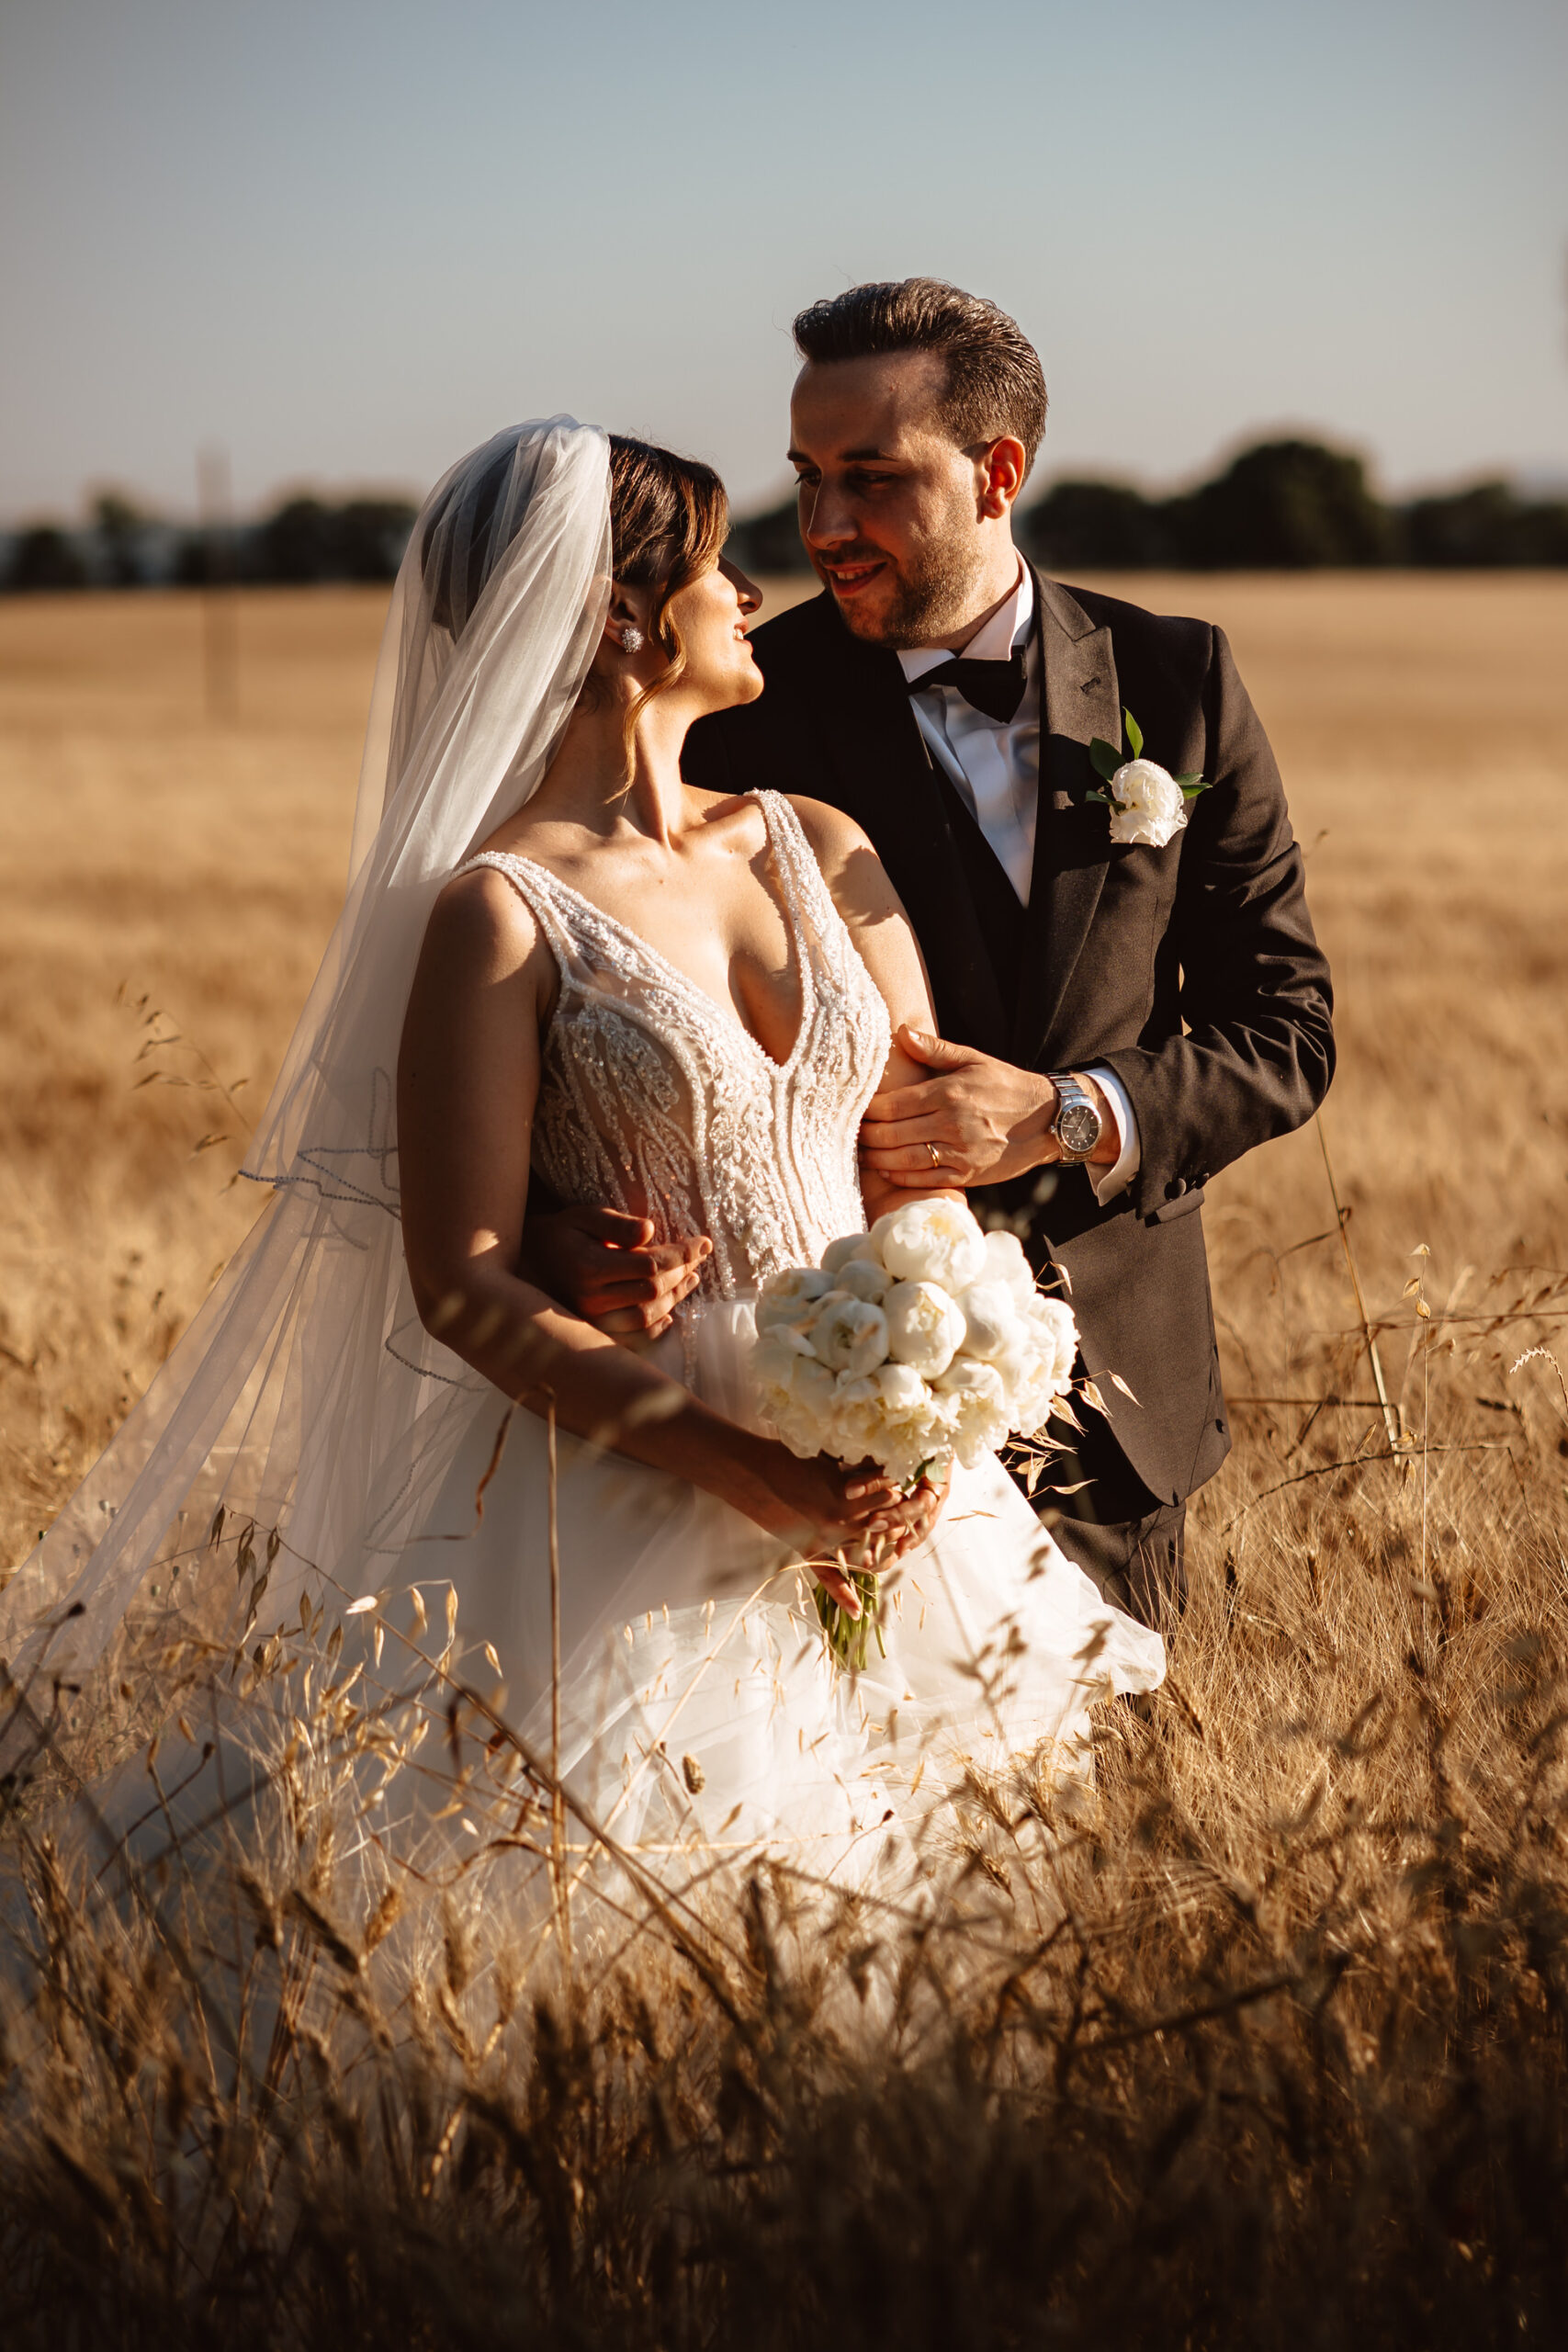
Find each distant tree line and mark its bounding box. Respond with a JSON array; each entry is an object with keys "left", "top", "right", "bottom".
[
  {"left": 726, "top": 437, "right": 1568, "bottom": 574},
  {"left": 9, "top": 439, "right": 1567, "bottom": 592},
  {"left": 0, "top": 492, "right": 420, "bottom": 594}
]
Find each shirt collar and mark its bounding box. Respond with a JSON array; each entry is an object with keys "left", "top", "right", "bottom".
[{"left": 897, "top": 560, "right": 1033, "bottom": 685}]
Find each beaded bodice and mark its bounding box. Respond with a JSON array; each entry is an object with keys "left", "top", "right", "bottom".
[{"left": 459, "top": 792, "right": 890, "bottom": 1300}]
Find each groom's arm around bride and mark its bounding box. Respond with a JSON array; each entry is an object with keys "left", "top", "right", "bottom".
[{"left": 682, "top": 278, "right": 1335, "bottom": 1628}]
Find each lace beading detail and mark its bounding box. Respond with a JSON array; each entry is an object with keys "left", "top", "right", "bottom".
[{"left": 458, "top": 794, "right": 890, "bottom": 1301}]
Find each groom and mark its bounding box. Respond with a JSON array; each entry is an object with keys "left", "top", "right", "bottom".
[
  {"left": 548, "top": 279, "right": 1334, "bottom": 1625},
  {"left": 690, "top": 277, "right": 1334, "bottom": 1625}
]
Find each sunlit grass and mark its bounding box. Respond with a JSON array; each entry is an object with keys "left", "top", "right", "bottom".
[{"left": 3, "top": 578, "right": 1568, "bottom": 2342}]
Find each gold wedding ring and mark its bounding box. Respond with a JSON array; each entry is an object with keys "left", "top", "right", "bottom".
[{"left": 926, "top": 1142, "right": 942, "bottom": 1170}]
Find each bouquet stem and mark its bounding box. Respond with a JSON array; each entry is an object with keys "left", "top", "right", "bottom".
[{"left": 814, "top": 1563, "right": 886, "bottom": 1673}]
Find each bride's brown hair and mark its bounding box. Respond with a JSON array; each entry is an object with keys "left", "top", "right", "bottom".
[
  {"left": 422, "top": 428, "right": 728, "bottom": 777},
  {"left": 604, "top": 435, "right": 728, "bottom": 775}
]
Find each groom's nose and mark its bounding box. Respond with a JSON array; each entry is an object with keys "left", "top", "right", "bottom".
[{"left": 800, "top": 474, "right": 858, "bottom": 551}]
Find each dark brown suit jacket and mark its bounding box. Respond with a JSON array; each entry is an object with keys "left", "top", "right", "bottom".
[{"left": 683, "top": 571, "right": 1335, "bottom": 1510}]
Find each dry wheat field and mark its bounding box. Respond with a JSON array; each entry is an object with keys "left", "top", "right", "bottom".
[{"left": 3, "top": 574, "right": 1568, "bottom": 2347}]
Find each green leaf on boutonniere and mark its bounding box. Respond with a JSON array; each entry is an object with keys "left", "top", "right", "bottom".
[
  {"left": 1175, "top": 773, "right": 1213, "bottom": 799},
  {"left": 1085, "top": 787, "right": 1111, "bottom": 805},
  {"left": 1123, "top": 707, "right": 1145, "bottom": 758},
  {"left": 1089, "top": 738, "right": 1121, "bottom": 784}
]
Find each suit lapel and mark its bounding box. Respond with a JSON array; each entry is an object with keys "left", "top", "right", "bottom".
[
  {"left": 802, "top": 597, "right": 1012, "bottom": 1057},
  {"left": 1010, "top": 572, "right": 1122, "bottom": 1066}
]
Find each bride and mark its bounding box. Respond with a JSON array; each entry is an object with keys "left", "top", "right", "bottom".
[{"left": 0, "top": 419, "right": 1160, "bottom": 1888}]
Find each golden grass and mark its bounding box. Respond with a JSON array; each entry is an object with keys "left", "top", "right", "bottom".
[{"left": 4, "top": 574, "right": 1568, "bottom": 2343}]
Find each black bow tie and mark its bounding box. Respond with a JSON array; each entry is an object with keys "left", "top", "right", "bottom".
[{"left": 908, "top": 650, "right": 1027, "bottom": 726}]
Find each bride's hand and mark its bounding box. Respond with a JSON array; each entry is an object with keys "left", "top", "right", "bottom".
[
  {"left": 732, "top": 1447, "right": 902, "bottom": 1597},
  {"left": 838, "top": 1456, "right": 949, "bottom": 1574},
  {"left": 736, "top": 1448, "right": 949, "bottom": 1613},
  {"left": 520, "top": 1204, "right": 711, "bottom": 1340},
  {"left": 890, "top": 1457, "right": 950, "bottom": 1556}
]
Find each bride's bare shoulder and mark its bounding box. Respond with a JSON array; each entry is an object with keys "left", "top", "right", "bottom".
[
  {"left": 421, "top": 860, "right": 548, "bottom": 987},
  {"left": 780, "top": 796, "right": 887, "bottom": 891}
]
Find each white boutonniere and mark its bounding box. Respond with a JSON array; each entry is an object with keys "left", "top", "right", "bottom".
[{"left": 1087, "top": 707, "right": 1212, "bottom": 848}]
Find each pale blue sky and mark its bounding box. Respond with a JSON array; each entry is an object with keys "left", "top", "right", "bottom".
[{"left": 1, "top": 0, "right": 1562, "bottom": 522}]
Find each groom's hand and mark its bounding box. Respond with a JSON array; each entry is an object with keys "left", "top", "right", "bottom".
[
  {"left": 520, "top": 1205, "right": 711, "bottom": 1340},
  {"left": 859, "top": 1026, "right": 1116, "bottom": 1190}
]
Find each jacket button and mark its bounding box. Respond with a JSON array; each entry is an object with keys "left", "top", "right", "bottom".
[{"left": 1165, "top": 1178, "right": 1187, "bottom": 1200}]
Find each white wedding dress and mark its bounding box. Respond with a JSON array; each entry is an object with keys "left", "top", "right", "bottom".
[
  {"left": 0, "top": 423, "right": 1161, "bottom": 1921},
  {"left": 387, "top": 788, "right": 1164, "bottom": 1882}
]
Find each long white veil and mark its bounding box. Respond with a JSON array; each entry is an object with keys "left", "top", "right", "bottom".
[{"left": 0, "top": 417, "right": 612, "bottom": 1689}]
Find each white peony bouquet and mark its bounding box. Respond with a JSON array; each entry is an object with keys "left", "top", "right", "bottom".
[{"left": 750, "top": 1199, "right": 1078, "bottom": 1663}]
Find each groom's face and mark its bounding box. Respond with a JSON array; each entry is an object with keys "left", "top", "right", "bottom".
[{"left": 788, "top": 352, "right": 995, "bottom": 648}]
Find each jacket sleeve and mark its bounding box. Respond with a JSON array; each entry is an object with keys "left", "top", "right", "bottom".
[{"left": 1101, "top": 626, "right": 1335, "bottom": 1219}]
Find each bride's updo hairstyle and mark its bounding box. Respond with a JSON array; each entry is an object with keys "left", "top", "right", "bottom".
[
  {"left": 422, "top": 427, "right": 726, "bottom": 658},
  {"left": 420, "top": 428, "right": 728, "bottom": 779},
  {"left": 603, "top": 434, "right": 728, "bottom": 769}
]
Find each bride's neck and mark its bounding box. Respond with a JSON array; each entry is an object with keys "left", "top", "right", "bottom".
[{"left": 524, "top": 690, "right": 696, "bottom": 848}]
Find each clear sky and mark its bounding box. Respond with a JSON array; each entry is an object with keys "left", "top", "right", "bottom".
[{"left": 1, "top": 0, "right": 1563, "bottom": 523}]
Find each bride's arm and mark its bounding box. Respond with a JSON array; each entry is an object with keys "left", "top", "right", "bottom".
[
  {"left": 785, "top": 797, "right": 962, "bottom": 1226},
  {"left": 396, "top": 868, "right": 919, "bottom": 1589}
]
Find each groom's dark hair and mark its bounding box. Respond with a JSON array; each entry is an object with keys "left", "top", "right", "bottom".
[{"left": 793, "top": 278, "right": 1047, "bottom": 475}]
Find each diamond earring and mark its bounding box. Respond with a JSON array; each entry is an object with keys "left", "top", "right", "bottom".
[{"left": 621, "top": 626, "right": 644, "bottom": 654}]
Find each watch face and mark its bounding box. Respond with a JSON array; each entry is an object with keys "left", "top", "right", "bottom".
[{"left": 1057, "top": 1101, "right": 1100, "bottom": 1157}]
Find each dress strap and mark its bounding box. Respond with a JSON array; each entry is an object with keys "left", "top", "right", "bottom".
[
  {"left": 752, "top": 790, "right": 858, "bottom": 974},
  {"left": 452, "top": 850, "right": 581, "bottom": 978}
]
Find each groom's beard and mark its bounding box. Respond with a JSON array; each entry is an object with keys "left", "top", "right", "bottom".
[{"left": 818, "top": 510, "right": 987, "bottom": 649}]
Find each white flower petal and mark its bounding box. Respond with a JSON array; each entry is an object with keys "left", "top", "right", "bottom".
[
  {"left": 883, "top": 1279, "right": 966, "bottom": 1378},
  {"left": 871, "top": 1198, "right": 988, "bottom": 1293},
  {"left": 809, "top": 1295, "right": 891, "bottom": 1377}
]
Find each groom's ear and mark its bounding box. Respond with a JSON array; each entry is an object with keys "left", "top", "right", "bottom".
[{"left": 977, "top": 437, "right": 1028, "bottom": 520}]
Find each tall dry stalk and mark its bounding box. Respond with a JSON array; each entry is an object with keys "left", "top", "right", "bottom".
[{"left": 547, "top": 1392, "right": 571, "bottom": 1976}]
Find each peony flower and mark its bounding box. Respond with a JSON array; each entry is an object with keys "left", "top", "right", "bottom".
[
  {"left": 881, "top": 1422, "right": 950, "bottom": 1487},
  {"left": 980, "top": 1227, "right": 1035, "bottom": 1304},
  {"left": 956, "top": 1277, "right": 1023, "bottom": 1363},
  {"left": 874, "top": 1362, "right": 931, "bottom": 1419},
  {"left": 809, "top": 1294, "right": 890, "bottom": 1377},
  {"left": 836, "top": 1257, "right": 891, "bottom": 1304},
  {"left": 997, "top": 1295, "right": 1079, "bottom": 1435},
  {"left": 934, "top": 1358, "right": 1010, "bottom": 1465},
  {"left": 756, "top": 1266, "right": 836, "bottom": 1330},
  {"left": 821, "top": 1230, "right": 879, "bottom": 1274},
  {"left": 828, "top": 1370, "right": 947, "bottom": 1483},
  {"left": 883, "top": 1279, "right": 966, "bottom": 1378},
  {"left": 1026, "top": 1297, "right": 1079, "bottom": 1396},
  {"left": 1107, "top": 758, "right": 1189, "bottom": 850},
  {"left": 750, "top": 1321, "right": 817, "bottom": 1392},
  {"left": 872, "top": 1197, "right": 987, "bottom": 1294},
  {"left": 762, "top": 1350, "right": 844, "bottom": 1460},
  {"left": 788, "top": 1353, "right": 839, "bottom": 1416},
  {"left": 829, "top": 1373, "right": 886, "bottom": 1463}
]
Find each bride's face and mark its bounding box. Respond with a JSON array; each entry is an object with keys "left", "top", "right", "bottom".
[{"left": 660, "top": 556, "right": 764, "bottom": 713}]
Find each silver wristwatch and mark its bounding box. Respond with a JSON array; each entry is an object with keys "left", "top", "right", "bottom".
[{"left": 1049, "top": 1072, "right": 1104, "bottom": 1163}]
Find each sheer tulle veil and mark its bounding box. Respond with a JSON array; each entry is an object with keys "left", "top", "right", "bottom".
[{"left": 1, "top": 417, "right": 613, "bottom": 1683}]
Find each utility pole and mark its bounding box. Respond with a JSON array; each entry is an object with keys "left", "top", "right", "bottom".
[{"left": 197, "top": 445, "right": 239, "bottom": 721}]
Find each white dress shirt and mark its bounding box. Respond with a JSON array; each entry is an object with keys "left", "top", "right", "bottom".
[{"left": 897, "top": 564, "right": 1141, "bottom": 1205}]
